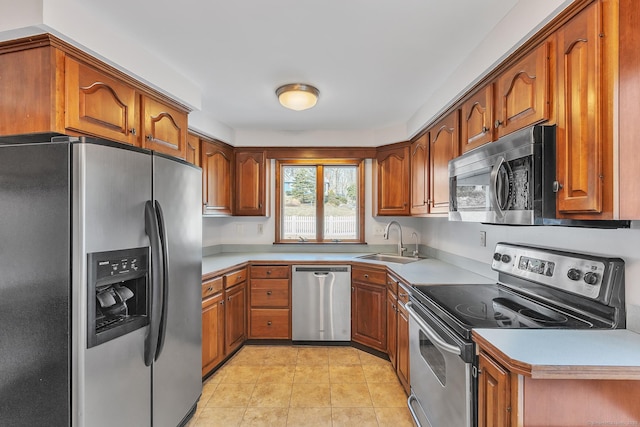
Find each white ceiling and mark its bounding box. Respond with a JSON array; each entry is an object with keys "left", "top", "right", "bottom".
[{"left": 77, "top": 0, "right": 521, "bottom": 134}]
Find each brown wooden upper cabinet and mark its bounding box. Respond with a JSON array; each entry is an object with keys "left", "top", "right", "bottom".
[
  {"left": 235, "top": 150, "right": 268, "bottom": 216},
  {"left": 555, "top": 1, "right": 607, "bottom": 217},
  {"left": 141, "top": 96, "right": 188, "bottom": 159},
  {"left": 460, "top": 84, "right": 495, "bottom": 153},
  {"left": 375, "top": 143, "right": 411, "bottom": 216},
  {"left": 495, "top": 42, "right": 551, "bottom": 139},
  {"left": 0, "top": 35, "right": 189, "bottom": 158},
  {"left": 428, "top": 110, "right": 459, "bottom": 214},
  {"left": 186, "top": 132, "right": 201, "bottom": 167},
  {"left": 65, "top": 57, "right": 140, "bottom": 146},
  {"left": 201, "top": 138, "right": 234, "bottom": 216},
  {"left": 410, "top": 134, "right": 429, "bottom": 215}
]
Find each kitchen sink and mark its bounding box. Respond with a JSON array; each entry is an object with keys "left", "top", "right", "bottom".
[{"left": 357, "top": 253, "right": 425, "bottom": 264}]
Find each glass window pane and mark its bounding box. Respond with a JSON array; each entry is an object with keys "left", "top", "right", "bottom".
[
  {"left": 323, "top": 166, "right": 358, "bottom": 241},
  {"left": 282, "top": 165, "right": 317, "bottom": 240}
]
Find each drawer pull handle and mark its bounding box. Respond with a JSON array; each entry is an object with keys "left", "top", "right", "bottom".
[
  {"left": 266, "top": 291, "right": 272, "bottom": 296},
  {"left": 364, "top": 274, "right": 369, "bottom": 279},
  {"left": 207, "top": 286, "right": 213, "bottom": 292},
  {"left": 266, "top": 271, "right": 271, "bottom": 275},
  {"left": 267, "top": 321, "right": 272, "bottom": 326}
]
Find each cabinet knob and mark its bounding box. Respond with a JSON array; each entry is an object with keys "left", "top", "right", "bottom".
[
  {"left": 267, "top": 321, "right": 272, "bottom": 326},
  {"left": 482, "top": 126, "right": 489, "bottom": 133},
  {"left": 129, "top": 128, "right": 137, "bottom": 135},
  {"left": 552, "top": 181, "right": 564, "bottom": 193},
  {"left": 266, "top": 291, "right": 272, "bottom": 296},
  {"left": 207, "top": 286, "right": 213, "bottom": 292},
  {"left": 146, "top": 134, "right": 154, "bottom": 141},
  {"left": 266, "top": 271, "right": 271, "bottom": 275},
  {"left": 494, "top": 120, "right": 503, "bottom": 128},
  {"left": 364, "top": 274, "right": 369, "bottom": 279},
  {"left": 228, "top": 296, "right": 232, "bottom": 301},
  {"left": 399, "top": 292, "right": 408, "bottom": 298}
]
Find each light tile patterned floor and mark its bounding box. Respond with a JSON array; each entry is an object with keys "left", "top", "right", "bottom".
[{"left": 187, "top": 345, "right": 416, "bottom": 427}]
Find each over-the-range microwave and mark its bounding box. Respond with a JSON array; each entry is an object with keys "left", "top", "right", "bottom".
[{"left": 448, "top": 125, "right": 629, "bottom": 228}]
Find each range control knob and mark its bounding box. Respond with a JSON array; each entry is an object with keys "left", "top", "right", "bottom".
[
  {"left": 501, "top": 254, "right": 511, "bottom": 263},
  {"left": 567, "top": 268, "right": 581, "bottom": 281},
  {"left": 493, "top": 252, "right": 502, "bottom": 261},
  {"left": 583, "top": 271, "right": 599, "bottom": 285}
]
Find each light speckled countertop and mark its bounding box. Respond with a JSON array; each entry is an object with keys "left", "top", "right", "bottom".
[
  {"left": 473, "top": 329, "right": 640, "bottom": 379},
  {"left": 202, "top": 252, "right": 495, "bottom": 286}
]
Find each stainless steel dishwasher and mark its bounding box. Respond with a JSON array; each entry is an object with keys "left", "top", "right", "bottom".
[{"left": 292, "top": 265, "right": 351, "bottom": 341}]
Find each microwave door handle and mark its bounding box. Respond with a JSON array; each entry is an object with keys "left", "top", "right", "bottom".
[
  {"left": 489, "top": 156, "right": 507, "bottom": 218},
  {"left": 406, "top": 302, "right": 461, "bottom": 356}
]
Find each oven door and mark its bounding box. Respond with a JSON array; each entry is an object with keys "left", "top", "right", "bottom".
[{"left": 407, "top": 300, "right": 474, "bottom": 427}]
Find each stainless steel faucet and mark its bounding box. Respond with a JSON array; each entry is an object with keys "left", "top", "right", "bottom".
[
  {"left": 383, "top": 221, "right": 406, "bottom": 256},
  {"left": 411, "top": 231, "right": 419, "bottom": 257}
]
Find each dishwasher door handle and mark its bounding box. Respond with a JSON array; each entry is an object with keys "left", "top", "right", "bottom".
[{"left": 313, "top": 272, "right": 329, "bottom": 277}]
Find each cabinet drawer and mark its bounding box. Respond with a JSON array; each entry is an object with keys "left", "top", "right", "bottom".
[
  {"left": 202, "top": 276, "right": 223, "bottom": 299},
  {"left": 251, "top": 279, "right": 289, "bottom": 307},
  {"left": 224, "top": 267, "right": 248, "bottom": 288},
  {"left": 352, "top": 267, "right": 386, "bottom": 285},
  {"left": 386, "top": 275, "right": 399, "bottom": 295},
  {"left": 251, "top": 265, "right": 290, "bottom": 279},
  {"left": 397, "top": 284, "right": 410, "bottom": 305},
  {"left": 250, "top": 309, "right": 290, "bottom": 339}
]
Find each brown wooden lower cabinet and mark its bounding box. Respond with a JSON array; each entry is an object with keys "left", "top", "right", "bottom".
[
  {"left": 201, "top": 291, "right": 224, "bottom": 377},
  {"left": 248, "top": 264, "right": 291, "bottom": 339},
  {"left": 224, "top": 281, "right": 247, "bottom": 355},
  {"left": 386, "top": 288, "right": 398, "bottom": 369},
  {"left": 351, "top": 266, "right": 387, "bottom": 352},
  {"left": 477, "top": 347, "right": 640, "bottom": 426},
  {"left": 396, "top": 299, "right": 410, "bottom": 394}
]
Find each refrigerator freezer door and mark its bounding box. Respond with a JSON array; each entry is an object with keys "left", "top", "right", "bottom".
[
  {"left": 151, "top": 154, "right": 202, "bottom": 427},
  {"left": 74, "top": 142, "right": 153, "bottom": 427},
  {"left": 0, "top": 142, "right": 71, "bottom": 426}
]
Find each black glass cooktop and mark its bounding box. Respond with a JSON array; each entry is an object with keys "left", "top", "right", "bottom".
[{"left": 411, "top": 283, "right": 594, "bottom": 340}]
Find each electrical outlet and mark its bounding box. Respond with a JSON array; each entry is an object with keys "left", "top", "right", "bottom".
[
  {"left": 374, "top": 226, "right": 385, "bottom": 236},
  {"left": 236, "top": 224, "right": 245, "bottom": 235},
  {"left": 479, "top": 231, "right": 486, "bottom": 247},
  {"left": 257, "top": 224, "right": 263, "bottom": 234}
]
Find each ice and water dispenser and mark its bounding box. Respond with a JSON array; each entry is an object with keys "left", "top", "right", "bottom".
[{"left": 87, "top": 247, "right": 150, "bottom": 348}]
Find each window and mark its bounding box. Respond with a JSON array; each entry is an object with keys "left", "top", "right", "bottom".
[{"left": 276, "top": 159, "right": 364, "bottom": 243}]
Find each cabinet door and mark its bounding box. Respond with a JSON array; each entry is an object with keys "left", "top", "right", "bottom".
[
  {"left": 461, "top": 84, "right": 495, "bottom": 152},
  {"left": 235, "top": 150, "right": 267, "bottom": 216},
  {"left": 186, "top": 133, "right": 201, "bottom": 167},
  {"left": 65, "top": 57, "right": 139, "bottom": 145},
  {"left": 351, "top": 281, "right": 387, "bottom": 352},
  {"left": 386, "top": 289, "right": 398, "bottom": 369},
  {"left": 496, "top": 42, "right": 550, "bottom": 138},
  {"left": 202, "top": 292, "right": 224, "bottom": 377},
  {"left": 141, "top": 96, "right": 188, "bottom": 159},
  {"left": 478, "top": 352, "right": 510, "bottom": 427},
  {"left": 410, "top": 135, "right": 429, "bottom": 215},
  {"left": 555, "top": 2, "right": 603, "bottom": 214},
  {"left": 429, "top": 110, "right": 459, "bottom": 214},
  {"left": 225, "top": 283, "right": 246, "bottom": 355},
  {"left": 396, "top": 302, "right": 410, "bottom": 395},
  {"left": 201, "top": 140, "right": 233, "bottom": 216},
  {"left": 376, "top": 145, "right": 410, "bottom": 216}
]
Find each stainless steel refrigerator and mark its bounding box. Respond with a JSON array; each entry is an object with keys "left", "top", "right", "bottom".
[{"left": 0, "top": 135, "right": 202, "bottom": 426}]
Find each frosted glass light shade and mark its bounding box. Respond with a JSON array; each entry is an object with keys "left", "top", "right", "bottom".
[{"left": 276, "top": 84, "right": 319, "bottom": 111}]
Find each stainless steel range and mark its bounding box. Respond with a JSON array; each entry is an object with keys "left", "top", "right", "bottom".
[{"left": 406, "top": 242, "right": 625, "bottom": 427}]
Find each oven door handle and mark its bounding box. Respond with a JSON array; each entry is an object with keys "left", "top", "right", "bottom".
[{"left": 406, "top": 301, "right": 461, "bottom": 356}]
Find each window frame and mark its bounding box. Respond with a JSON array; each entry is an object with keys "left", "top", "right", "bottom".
[{"left": 275, "top": 158, "right": 365, "bottom": 244}]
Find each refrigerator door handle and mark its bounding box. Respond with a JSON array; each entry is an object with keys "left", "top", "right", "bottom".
[
  {"left": 144, "top": 200, "right": 164, "bottom": 366},
  {"left": 153, "top": 200, "right": 170, "bottom": 361}
]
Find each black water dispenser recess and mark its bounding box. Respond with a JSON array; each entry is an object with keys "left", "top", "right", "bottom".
[{"left": 87, "top": 247, "right": 150, "bottom": 348}]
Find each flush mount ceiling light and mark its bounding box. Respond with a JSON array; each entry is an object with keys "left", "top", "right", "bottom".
[{"left": 276, "top": 83, "right": 320, "bottom": 111}]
